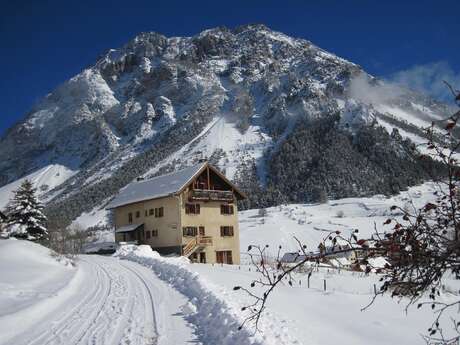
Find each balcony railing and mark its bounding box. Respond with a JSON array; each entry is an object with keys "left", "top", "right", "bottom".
[
  {"left": 183, "top": 236, "right": 213, "bottom": 257},
  {"left": 197, "top": 235, "right": 213, "bottom": 246},
  {"left": 189, "top": 189, "right": 234, "bottom": 202}
]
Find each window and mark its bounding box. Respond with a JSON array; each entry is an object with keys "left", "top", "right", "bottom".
[
  {"left": 183, "top": 226, "right": 198, "bottom": 237},
  {"left": 220, "top": 226, "right": 234, "bottom": 237},
  {"left": 136, "top": 211, "right": 140, "bottom": 218},
  {"left": 146, "top": 230, "right": 151, "bottom": 239},
  {"left": 216, "top": 251, "right": 233, "bottom": 264},
  {"left": 185, "top": 203, "right": 200, "bottom": 214},
  {"left": 149, "top": 208, "right": 154, "bottom": 216},
  {"left": 128, "top": 212, "right": 133, "bottom": 223},
  {"left": 199, "top": 226, "right": 205, "bottom": 236},
  {"left": 220, "top": 204, "right": 234, "bottom": 215},
  {"left": 154, "top": 207, "right": 164, "bottom": 218},
  {"left": 145, "top": 210, "right": 148, "bottom": 217},
  {"left": 152, "top": 229, "right": 158, "bottom": 237}
]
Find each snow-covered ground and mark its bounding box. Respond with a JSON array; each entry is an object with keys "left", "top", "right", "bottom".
[
  {"left": 0, "top": 240, "right": 198, "bottom": 345},
  {"left": 2, "top": 182, "right": 457, "bottom": 345},
  {"left": 119, "top": 244, "right": 460, "bottom": 345}
]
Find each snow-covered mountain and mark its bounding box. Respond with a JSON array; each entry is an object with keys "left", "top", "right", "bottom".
[{"left": 0, "top": 24, "right": 451, "bottom": 227}]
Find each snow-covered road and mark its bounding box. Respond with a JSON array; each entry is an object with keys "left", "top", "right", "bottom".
[{"left": 1, "top": 254, "right": 198, "bottom": 345}]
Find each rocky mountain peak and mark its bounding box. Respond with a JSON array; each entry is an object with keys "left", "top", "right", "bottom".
[{"left": 0, "top": 25, "right": 449, "bottom": 228}]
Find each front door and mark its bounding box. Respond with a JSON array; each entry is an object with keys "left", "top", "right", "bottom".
[
  {"left": 191, "top": 252, "right": 198, "bottom": 263},
  {"left": 199, "top": 252, "right": 206, "bottom": 263}
]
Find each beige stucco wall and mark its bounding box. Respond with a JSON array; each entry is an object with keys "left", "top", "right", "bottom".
[
  {"left": 179, "top": 190, "right": 241, "bottom": 265},
  {"left": 114, "top": 196, "right": 182, "bottom": 248}
]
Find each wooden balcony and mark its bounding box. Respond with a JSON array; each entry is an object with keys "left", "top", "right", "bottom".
[{"left": 189, "top": 189, "right": 234, "bottom": 202}]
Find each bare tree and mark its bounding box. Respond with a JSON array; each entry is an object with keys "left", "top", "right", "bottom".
[
  {"left": 48, "top": 221, "right": 89, "bottom": 257},
  {"left": 236, "top": 85, "right": 460, "bottom": 343}
]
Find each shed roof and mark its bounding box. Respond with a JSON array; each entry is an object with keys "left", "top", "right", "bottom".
[
  {"left": 115, "top": 224, "right": 144, "bottom": 233},
  {"left": 106, "top": 162, "right": 245, "bottom": 209}
]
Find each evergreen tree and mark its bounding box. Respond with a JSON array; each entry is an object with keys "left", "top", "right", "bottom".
[{"left": 5, "top": 180, "right": 48, "bottom": 240}]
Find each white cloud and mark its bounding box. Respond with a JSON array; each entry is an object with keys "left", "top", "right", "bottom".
[
  {"left": 348, "top": 73, "right": 404, "bottom": 105},
  {"left": 388, "top": 61, "right": 460, "bottom": 103}
]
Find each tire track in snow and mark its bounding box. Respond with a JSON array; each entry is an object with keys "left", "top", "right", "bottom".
[
  {"left": 24, "top": 258, "right": 112, "bottom": 345},
  {"left": 71, "top": 258, "right": 114, "bottom": 345},
  {"left": 118, "top": 261, "right": 158, "bottom": 345},
  {"left": 8, "top": 256, "right": 160, "bottom": 345},
  {"left": 29, "top": 257, "right": 114, "bottom": 345},
  {"left": 4, "top": 255, "right": 204, "bottom": 345}
]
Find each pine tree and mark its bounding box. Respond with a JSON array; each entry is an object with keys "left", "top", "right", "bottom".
[{"left": 5, "top": 180, "right": 48, "bottom": 240}]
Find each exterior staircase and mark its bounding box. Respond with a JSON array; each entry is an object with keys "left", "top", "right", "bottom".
[{"left": 183, "top": 236, "right": 213, "bottom": 257}]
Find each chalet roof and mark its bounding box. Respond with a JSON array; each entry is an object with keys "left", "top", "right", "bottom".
[{"left": 106, "top": 162, "right": 245, "bottom": 209}]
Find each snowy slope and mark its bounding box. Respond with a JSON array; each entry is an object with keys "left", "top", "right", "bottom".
[
  {"left": 238, "top": 182, "right": 439, "bottom": 255},
  {"left": 0, "top": 164, "right": 76, "bottom": 209}
]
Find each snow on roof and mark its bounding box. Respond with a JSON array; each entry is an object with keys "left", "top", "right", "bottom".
[
  {"left": 107, "top": 163, "right": 206, "bottom": 209},
  {"left": 115, "top": 224, "right": 144, "bottom": 233},
  {"left": 330, "top": 257, "right": 351, "bottom": 267},
  {"left": 281, "top": 252, "right": 319, "bottom": 263}
]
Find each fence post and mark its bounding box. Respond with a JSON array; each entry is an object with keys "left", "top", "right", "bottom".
[
  {"left": 323, "top": 279, "right": 326, "bottom": 291},
  {"left": 373, "top": 284, "right": 377, "bottom": 295},
  {"left": 308, "top": 272, "right": 311, "bottom": 288}
]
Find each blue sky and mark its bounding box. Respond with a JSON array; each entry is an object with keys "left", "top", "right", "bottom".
[{"left": 1, "top": 0, "right": 459, "bottom": 136}]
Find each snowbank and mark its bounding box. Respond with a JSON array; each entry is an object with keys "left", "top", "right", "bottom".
[
  {"left": 0, "top": 239, "right": 78, "bottom": 343},
  {"left": 0, "top": 240, "right": 75, "bottom": 315},
  {"left": 116, "top": 245, "right": 298, "bottom": 345}
]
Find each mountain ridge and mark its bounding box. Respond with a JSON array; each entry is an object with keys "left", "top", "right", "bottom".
[{"left": 0, "top": 24, "right": 449, "bottom": 228}]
